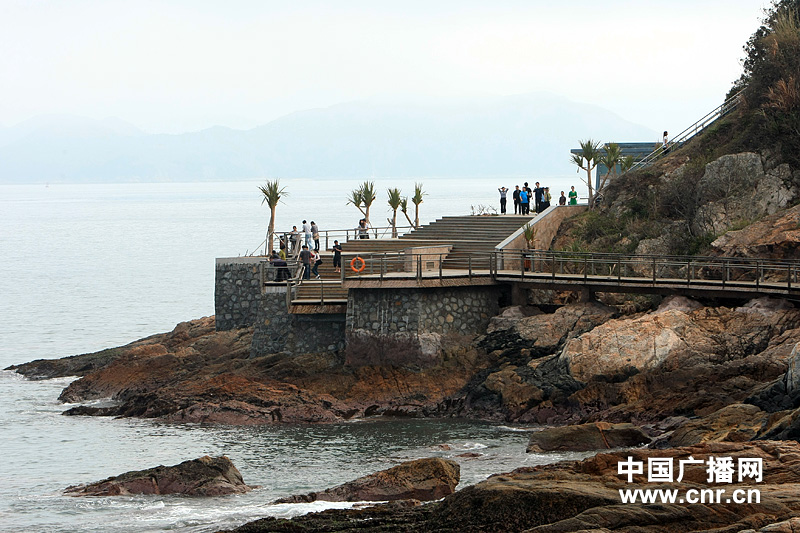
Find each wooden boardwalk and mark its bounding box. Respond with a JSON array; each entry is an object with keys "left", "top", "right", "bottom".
[{"left": 341, "top": 249, "right": 800, "bottom": 300}]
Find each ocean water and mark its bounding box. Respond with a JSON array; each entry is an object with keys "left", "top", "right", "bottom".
[{"left": 0, "top": 178, "right": 584, "bottom": 532}]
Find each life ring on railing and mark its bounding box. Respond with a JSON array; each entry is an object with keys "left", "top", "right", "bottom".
[{"left": 350, "top": 256, "right": 366, "bottom": 273}]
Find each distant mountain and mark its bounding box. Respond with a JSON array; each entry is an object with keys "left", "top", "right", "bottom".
[{"left": 0, "top": 95, "right": 656, "bottom": 183}]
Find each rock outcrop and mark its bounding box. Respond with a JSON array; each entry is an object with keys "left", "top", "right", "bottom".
[
  {"left": 65, "top": 456, "right": 252, "bottom": 496},
  {"left": 274, "top": 458, "right": 460, "bottom": 503},
  {"left": 712, "top": 203, "right": 800, "bottom": 260},
  {"left": 526, "top": 422, "right": 651, "bottom": 452},
  {"left": 227, "top": 441, "right": 800, "bottom": 532}
]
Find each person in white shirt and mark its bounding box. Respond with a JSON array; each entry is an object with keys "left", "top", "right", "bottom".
[{"left": 302, "top": 220, "right": 312, "bottom": 249}]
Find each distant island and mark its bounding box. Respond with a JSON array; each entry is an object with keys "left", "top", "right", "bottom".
[{"left": 0, "top": 93, "right": 655, "bottom": 183}]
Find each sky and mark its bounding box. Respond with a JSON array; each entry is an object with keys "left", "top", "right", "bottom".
[{"left": 0, "top": 0, "right": 768, "bottom": 135}]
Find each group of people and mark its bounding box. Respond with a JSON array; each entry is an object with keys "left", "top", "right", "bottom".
[
  {"left": 497, "top": 182, "right": 578, "bottom": 214},
  {"left": 272, "top": 218, "right": 346, "bottom": 280}
]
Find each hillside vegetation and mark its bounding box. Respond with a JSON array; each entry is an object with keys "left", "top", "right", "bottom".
[{"left": 557, "top": 0, "right": 800, "bottom": 258}]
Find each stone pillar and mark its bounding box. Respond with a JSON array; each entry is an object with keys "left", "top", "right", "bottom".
[{"left": 215, "top": 257, "right": 264, "bottom": 331}]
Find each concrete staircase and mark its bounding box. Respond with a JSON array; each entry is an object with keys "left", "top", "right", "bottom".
[
  {"left": 292, "top": 214, "right": 535, "bottom": 305},
  {"left": 399, "top": 214, "right": 534, "bottom": 268}
]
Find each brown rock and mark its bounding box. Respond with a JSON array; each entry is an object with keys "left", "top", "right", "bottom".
[
  {"left": 711, "top": 202, "right": 800, "bottom": 260},
  {"left": 666, "top": 403, "right": 777, "bottom": 447},
  {"left": 274, "top": 457, "right": 460, "bottom": 503},
  {"left": 65, "top": 456, "right": 252, "bottom": 496},
  {"left": 526, "top": 422, "right": 651, "bottom": 453}
]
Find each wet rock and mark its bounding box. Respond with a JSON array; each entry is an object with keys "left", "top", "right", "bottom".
[
  {"left": 274, "top": 457, "right": 459, "bottom": 503},
  {"left": 526, "top": 422, "right": 651, "bottom": 452},
  {"left": 65, "top": 456, "right": 252, "bottom": 496}
]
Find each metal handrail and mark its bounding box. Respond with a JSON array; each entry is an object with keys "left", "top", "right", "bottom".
[{"left": 627, "top": 89, "right": 745, "bottom": 174}]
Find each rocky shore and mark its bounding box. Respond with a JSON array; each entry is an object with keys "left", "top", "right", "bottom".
[{"left": 9, "top": 291, "right": 800, "bottom": 531}]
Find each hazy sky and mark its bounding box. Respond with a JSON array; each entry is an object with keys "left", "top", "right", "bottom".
[{"left": 1, "top": 0, "right": 767, "bottom": 135}]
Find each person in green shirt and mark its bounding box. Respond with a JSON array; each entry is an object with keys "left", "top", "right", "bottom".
[{"left": 568, "top": 186, "right": 578, "bottom": 205}]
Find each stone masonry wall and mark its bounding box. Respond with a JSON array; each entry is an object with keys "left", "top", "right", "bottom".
[
  {"left": 215, "top": 257, "right": 264, "bottom": 331},
  {"left": 250, "top": 285, "right": 346, "bottom": 357},
  {"left": 345, "top": 285, "right": 508, "bottom": 367}
]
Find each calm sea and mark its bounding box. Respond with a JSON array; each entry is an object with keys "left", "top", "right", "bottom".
[{"left": 0, "top": 178, "right": 584, "bottom": 532}]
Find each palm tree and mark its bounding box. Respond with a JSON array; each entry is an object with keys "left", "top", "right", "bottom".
[
  {"left": 411, "top": 182, "right": 426, "bottom": 228},
  {"left": 570, "top": 139, "right": 602, "bottom": 207},
  {"left": 620, "top": 154, "right": 635, "bottom": 175},
  {"left": 258, "top": 180, "right": 288, "bottom": 255},
  {"left": 360, "top": 181, "right": 377, "bottom": 227},
  {"left": 387, "top": 187, "right": 402, "bottom": 237},
  {"left": 347, "top": 187, "right": 366, "bottom": 219},
  {"left": 400, "top": 197, "right": 415, "bottom": 227},
  {"left": 597, "top": 142, "right": 622, "bottom": 197}
]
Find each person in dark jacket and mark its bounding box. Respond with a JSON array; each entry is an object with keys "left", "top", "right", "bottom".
[
  {"left": 512, "top": 185, "right": 521, "bottom": 214},
  {"left": 299, "top": 245, "right": 311, "bottom": 279}
]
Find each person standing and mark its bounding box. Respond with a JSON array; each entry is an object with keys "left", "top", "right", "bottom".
[
  {"left": 357, "top": 218, "right": 370, "bottom": 239},
  {"left": 533, "top": 182, "right": 544, "bottom": 213},
  {"left": 311, "top": 221, "right": 320, "bottom": 251},
  {"left": 332, "top": 240, "right": 343, "bottom": 273},
  {"left": 512, "top": 185, "right": 521, "bottom": 214},
  {"left": 519, "top": 187, "right": 530, "bottom": 215},
  {"left": 662, "top": 131, "right": 669, "bottom": 154},
  {"left": 310, "top": 249, "right": 321, "bottom": 279},
  {"left": 569, "top": 185, "right": 578, "bottom": 205},
  {"left": 559, "top": 191, "right": 567, "bottom": 206},
  {"left": 302, "top": 220, "right": 312, "bottom": 249},
  {"left": 299, "top": 245, "right": 311, "bottom": 280},
  {"left": 290, "top": 226, "right": 300, "bottom": 254},
  {"left": 541, "top": 187, "right": 552, "bottom": 211},
  {"left": 498, "top": 186, "right": 508, "bottom": 214}
]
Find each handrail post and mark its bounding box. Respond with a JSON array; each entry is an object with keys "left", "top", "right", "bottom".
[
  {"left": 723, "top": 261, "right": 727, "bottom": 288},
  {"left": 617, "top": 256, "right": 621, "bottom": 283},
  {"left": 285, "top": 279, "right": 291, "bottom": 309},
  {"left": 584, "top": 256, "right": 588, "bottom": 282},
  {"left": 552, "top": 254, "right": 556, "bottom": 281},
  {"left": 652, "top": 257, "right": 656, "bottom": 284},
  {"left": 320, "top": 279, "right": 324, "bottom": 304},
  {"left": 687, "top": 259, "right": 691, "bottom": 284},
  {"left": 468, "top": 255, "right": 472, "bottom": 281},
  {"left": 439, "top": 253, "right": 443, "bottom": 279},
  {"left": 521, "top": 250, "right": 525, "bottom": 279},
  {"left": 380, "top": 256, "right": 384, "bottom": 281}
]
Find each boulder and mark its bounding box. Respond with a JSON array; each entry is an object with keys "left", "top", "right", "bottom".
[
  {"left": 712, "top": 202, "right": 800, "bottom": 260},
  {"left": 274, "top": 457, "right": 460, "bottom": 503},
  {"left": 526, "top": 422, "right": 651, "bottom": 453},
  {"left": 692, "top": 153, "right": 797, "bottom": 236},
  {"left": 479, "top": 301, "right": 615, "bottom": 358},
  {"left": 65, "top": 456, "right": 252, "bottom": 496},
  {"left": 665, "top": 403, "right": 775, "bottom": 447}
]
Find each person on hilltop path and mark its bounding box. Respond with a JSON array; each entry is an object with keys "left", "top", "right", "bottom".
[
  {"left": 302, "top": 220, "right": 312, "bottom": 249},
  {"left": 569, "top": 185, "right": 578, "bottom": 205},
  {"left": 332, "top": 240, "right": 343, "bottom": 273},
  {"left": 513, "top": 185, "right": 521, "bottom": 214},
  {"left": 663, "top": 131, "right": 669, "bottom": 155},
  {"left": 498, "top": 186, "right": 508, "bottom": 214},
  {"left": 559, "top": 191, "right": 567, "bottom": 206},
  {"left": 311, "top": 221, "right": 320, "bottom": 251}
]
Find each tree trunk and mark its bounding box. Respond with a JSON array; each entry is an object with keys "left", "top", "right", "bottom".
[
  {"left": 414, "top": 205, "right": 420, "bottom": 228},
  {"left": 586, "top": 168, "right": 595, "bottom": 209},
  {"left": 267, "top": 205, "right": 276, "bottom": 255},
  {"left": 391, "top": 210, "right": 398, "bottom": 238}
]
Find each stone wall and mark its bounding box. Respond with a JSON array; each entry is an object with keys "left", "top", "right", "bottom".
[
  {"left": 216, "top": 257, "right": 346, "bottom": 356},
  {"left": 345, "top": 285, "right": 508, "bottom": 367},
  {"left": 215, "top": 257, "right": 264, "bottom": 331},
  {"left": 250, "top": 286, "right": 346, "bottom": 357}
]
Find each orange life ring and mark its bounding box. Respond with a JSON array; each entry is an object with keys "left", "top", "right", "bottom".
[{"left": 350, "top": 256, "right": 366, "bottom": 273}]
